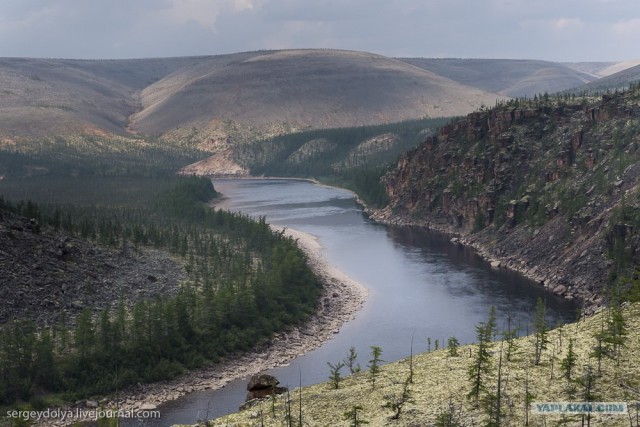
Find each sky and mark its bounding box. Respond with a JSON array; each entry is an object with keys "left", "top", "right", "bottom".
[{"left": 0, "top": 0, "right": 638, "bottom": 61}]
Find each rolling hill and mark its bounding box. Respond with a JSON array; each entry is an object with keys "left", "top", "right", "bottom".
[
  {"left": 0, "top": 57, "right": 195, "bottom": 137},
  {"left": 1, "top": 50, "right": 638, "bottom": 147},
  {"left": 567, "top": 63, "right": 640, "bottom": 93},
  {"left": 129, "top": 49, "right": 506, "bottom": 136},
  {"left": 398, "top": 58, "right": 599, "bottom": 97}
]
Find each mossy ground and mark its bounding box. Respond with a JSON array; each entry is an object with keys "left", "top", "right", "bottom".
[{"left": 200, "top": 302, "right": 640, "bottom": 426}]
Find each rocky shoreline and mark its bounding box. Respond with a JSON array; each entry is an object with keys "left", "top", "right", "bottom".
[
  {"left": 367, "top": 206, "right": 604, "bottom": 315},
  {"left": 37, "top": 226, "right": 368, "bottom": 426}
]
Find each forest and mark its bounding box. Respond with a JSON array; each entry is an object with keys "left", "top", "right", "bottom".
[
  {"left": 0, "top": 140, "right": 322, "bottom": 407},
  {"left": 232, "top": 117, "right": 450, "bottom": 207}
]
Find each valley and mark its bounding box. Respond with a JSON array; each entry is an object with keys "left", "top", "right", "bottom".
[{"left": 1, "top": 47, "right": 640, "bottom": 427}]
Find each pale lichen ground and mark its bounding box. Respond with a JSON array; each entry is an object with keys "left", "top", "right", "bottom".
[{"left": 197, "top": 302, "right": 640, "bottom": 427}]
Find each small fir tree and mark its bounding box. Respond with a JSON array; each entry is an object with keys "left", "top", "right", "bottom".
[
  {"left": 561, "top": 338, "right": 578, "bottom": 381},
  {"left": 368, "top": 346, "right": 384, "bottom": 390},
  {"left": 533, "top": 298, "right": 549, "bottom": 365}
]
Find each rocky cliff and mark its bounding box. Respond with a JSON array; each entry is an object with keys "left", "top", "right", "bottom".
[{"left": 373, "top": 85, "right": 640, "bottom": 311}]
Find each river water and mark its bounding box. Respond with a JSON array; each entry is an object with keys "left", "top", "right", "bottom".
[{"left": 140, "top": 178, "right": 578, "bottom": 426}]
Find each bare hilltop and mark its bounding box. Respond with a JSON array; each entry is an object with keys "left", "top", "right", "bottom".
[{"left": 2, "top": 49, "right": 636, "bottom": 144}]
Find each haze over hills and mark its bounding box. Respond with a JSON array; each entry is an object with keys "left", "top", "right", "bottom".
[
  {"left": 563, "top": 59, "right": 640, "bottom": 79},
  {"left": 0, "top": 49, "right": 638, "bottom": 145},
  {"left": 398, "top": 58, "right": 599, "bottom": 97},
  {"left": 568, "top": 63, "right": 640, "bottom": 93}
]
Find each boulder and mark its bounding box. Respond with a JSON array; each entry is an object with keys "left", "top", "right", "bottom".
[
  {"left": 247, "top": 374, "right": 279, "bottom": 391},
  {"left": 244, "top": 374, "right": 287, "bottom": 402},
  {"left": 553, "top": 285, "right": 567, "bottom": 295}
]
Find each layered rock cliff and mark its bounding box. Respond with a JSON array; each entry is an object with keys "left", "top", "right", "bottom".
[{"left": 374, "top": 86, "right": 640, "bottom": 311}]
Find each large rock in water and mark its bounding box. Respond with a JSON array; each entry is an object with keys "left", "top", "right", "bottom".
[{"left": 245, "top": 374, "right": 288, "bottom": 401}]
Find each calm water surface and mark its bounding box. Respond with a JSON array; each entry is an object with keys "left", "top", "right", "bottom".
[{"left": 135, "top": 178, "right": 577, "bottom": 426}]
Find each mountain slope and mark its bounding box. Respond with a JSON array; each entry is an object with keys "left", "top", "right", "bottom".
[
  {"left": 564, "top": 60, "right": 640, "bottom": 79},
  {"left": 0, "top": 57, "right": 194, "bottom": 137},
  {"left": 374, "top": 86, "right": 640, "bottom": 309},
  {"left": 398, "top": 58, "right": 598, "bottom": 97},
  {"left": 569, "top": 63, "right": 640, "bottom": 93},
  {"left": 0, "top": 50, "right": 508, "bottom": 142},
  {"left": 130, "top": 49, "right": 506, "bottom": 136}
]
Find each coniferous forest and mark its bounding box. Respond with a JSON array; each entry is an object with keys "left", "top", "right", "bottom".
[
  {"left": 233, "top": 117, "right": 450, "bottom": 207},
  {"left": 0, "top": 142, "right": 321, "bottom": 406}
]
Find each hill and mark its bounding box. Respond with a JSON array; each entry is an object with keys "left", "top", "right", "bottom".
[
  {"left": 568, "top": 64, "right": 640, "bottom": 93},
  {"left": 0, "top": 50, "right": 505, "bottom": 143},
  {"left": 0, "top": 205, "right": 185, "bottom": 326},
  {"left": 398, "top": 58, "right": 599, "bottom": 97},
  {"left": 373, "top": 85, "right": 640, "bottom": 313},
  {"left": 130, "top": 49, "right": 505, "bottom": 136},
  {"left": 2, "top": 51, "right": 638, "bottom": 149},
  {"left": 0, "top": 57, "right": 194, "bottom": 137},
  {"left": 564, "top": 60, "right": 640, "bottom": 79}
]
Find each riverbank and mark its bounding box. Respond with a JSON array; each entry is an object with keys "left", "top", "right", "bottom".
[
  {"left": 206, "top": 300, "right": 640, "bottom": 426},
  {"left": 367, "top": 206, "right": 604, "bottom": 315},
  {"left": 36, "top": 227, "right": 368, "bottom": 426}
]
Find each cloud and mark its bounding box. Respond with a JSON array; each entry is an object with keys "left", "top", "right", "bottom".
[
  {"left": 0, "top": 0, "right": 638, "bottom": 61},
  {"left": 612, "top": 18, "right": 640, "bottom": 35},
  {"left": 552, "top": 18, "right": 584, "bottom": 31},
  {"left": 158, "top": 0, "right": 256, "bottom": 30},
  {"left": 520, "top": 17, "right": 585, "bottom": 33}
]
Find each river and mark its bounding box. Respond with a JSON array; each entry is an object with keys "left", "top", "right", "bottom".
[{"left": 139, "top": 178, "right": 578, "bottom": 426}]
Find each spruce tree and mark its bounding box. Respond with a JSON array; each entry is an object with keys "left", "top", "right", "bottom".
[
  {"left": 368, "top": 346, "right": 383, "bottom": 391},
  {"left": 382, "top": 375, "right": 413, "bottom": 420},
  {"left": 561, "top": 338, "right": 577, "bottom": 380},
  {"left": 448, "top": 337, "right": 460, "bottom": 357},
  {"left": 344, "top": 405, "right": 369, "bottom": 426},
  {"left": 345, "top": 346, "right": 360, "bottom": 374},
  {"left": 75, "top": 308, "right": 95, "bottom": 361},
  {"left": 467, "top": 309, "right": 494, "bottom": 406},
  {"left": 502, "top": 314, "right": 519, "bottom": 361},
  {"left": 327, "top": 361, "right": 345, "bottom": 389},
  {"left": 533, "top": 298, "right": 548, "bottom": 365}
]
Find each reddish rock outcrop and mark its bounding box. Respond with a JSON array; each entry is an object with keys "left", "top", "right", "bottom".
[{"left": 373, "top": 89, "right": 640, "bottom": 311}]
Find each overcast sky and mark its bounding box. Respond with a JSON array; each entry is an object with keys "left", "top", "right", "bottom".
[{"left": 0, "top": 0, "right": 638, "bottom": 61}]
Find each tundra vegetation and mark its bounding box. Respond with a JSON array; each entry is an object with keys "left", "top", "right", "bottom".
[{"left": 205, "top": 301, "right": 640, "bottom": 426}]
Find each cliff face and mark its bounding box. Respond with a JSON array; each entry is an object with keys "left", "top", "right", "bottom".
[{"left": 374, "top": 87, "right": 640, "bottom": 310}]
